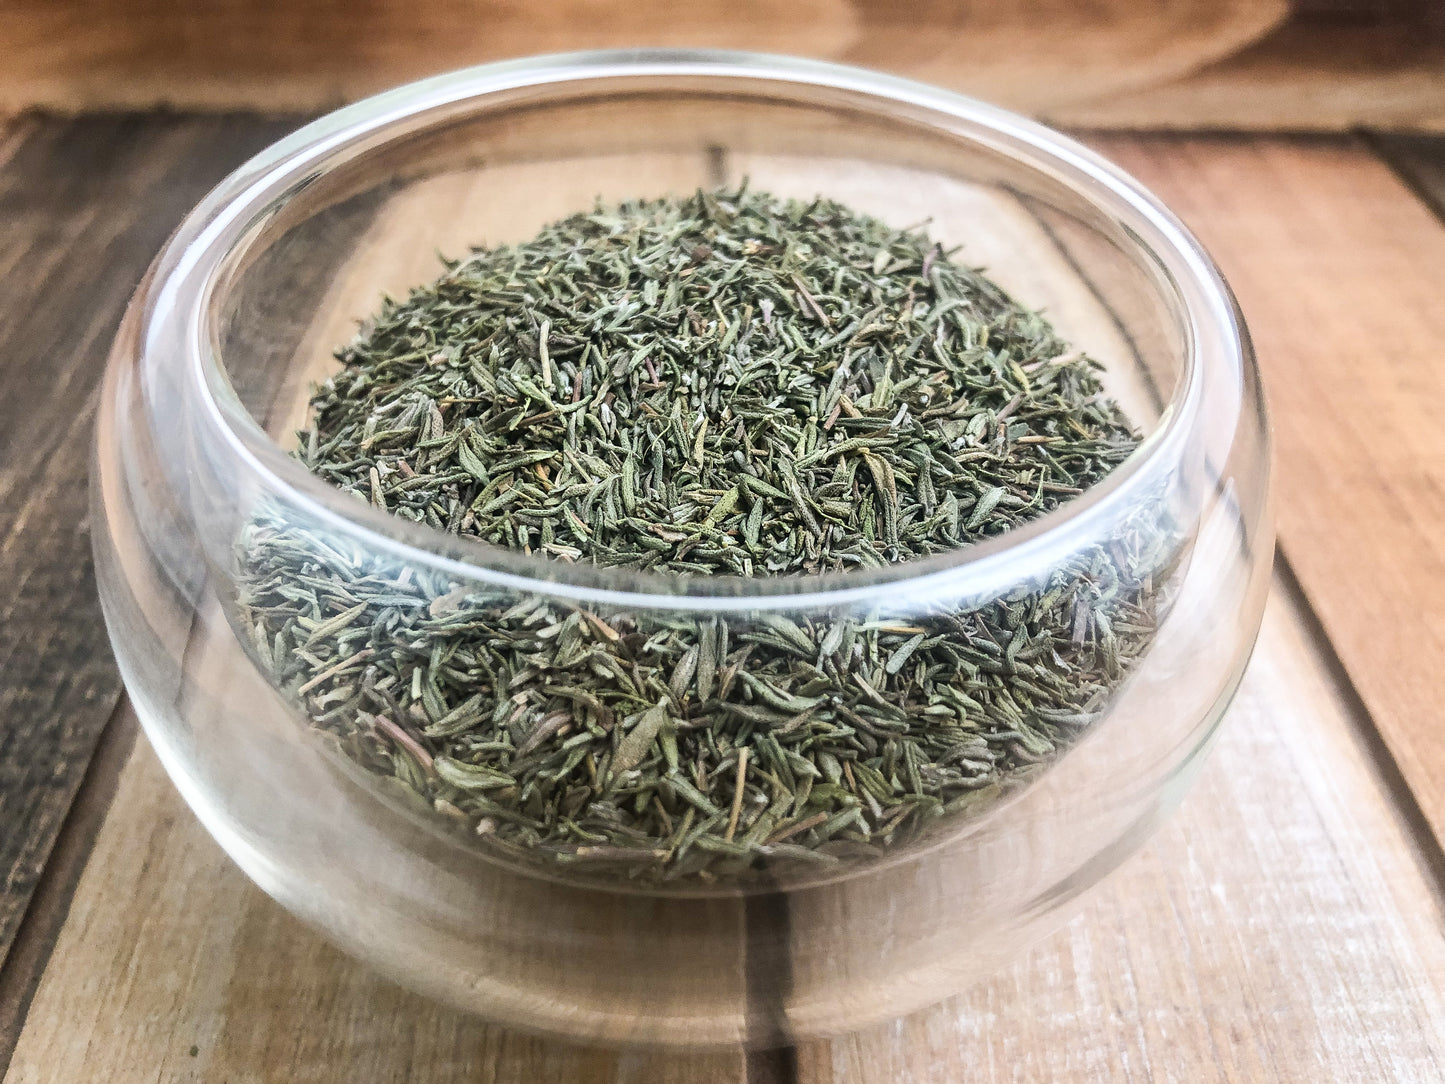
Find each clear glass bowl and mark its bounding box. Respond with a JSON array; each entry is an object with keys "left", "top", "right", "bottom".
[{"left": 92, "top": 50, "right": 1271, "bottom": 1047}]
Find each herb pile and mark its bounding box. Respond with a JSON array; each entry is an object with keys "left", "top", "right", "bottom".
[{"left": 236, "top": 186, "right": 1176, "bottom": 884}]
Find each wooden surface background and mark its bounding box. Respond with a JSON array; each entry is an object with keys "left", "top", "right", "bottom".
[
  {"left": 0, "top": 1, "right": 1443, "bottom": 129},
  {"left": 2, "top": 35, "right": 1445, "bottom": 1082}
]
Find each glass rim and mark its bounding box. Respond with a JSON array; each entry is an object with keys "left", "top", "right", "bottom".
[{"left": 147, "top": 48, "right": 1241, "bottom": 611}]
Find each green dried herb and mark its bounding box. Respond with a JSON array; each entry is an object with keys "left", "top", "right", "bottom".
[{"left": 235, "top": 186, "right": 1177, "bottom": 885}]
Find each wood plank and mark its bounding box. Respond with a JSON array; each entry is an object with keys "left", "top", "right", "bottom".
[
  {"left": 1053, "top": 21, "right": 1445, "bottom": 131},
  {"left": 1089, "top": 133, "right": 1445, "bottom": 860},
  {"left": 0, "top": 0, "right": 1285, "bottom": 116},
  {"left": 0, "top": 115, "right": 300, "bottom": 985},
  {"left": 7, "top": 583, "right": 1442, "bottom": 1082},
  {"left": 0, "top": 707, "right": 136, "bottom": 1068},
  {"left": 7, "top": 8, "right": 1445, "bottom": 132}
]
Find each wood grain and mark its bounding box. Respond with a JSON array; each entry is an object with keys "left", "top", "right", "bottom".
[
  {"left": 0, "top": 706, "right": 136, "bottom": 1069},
  {"left": 0, "top": 115, "right": 298, "bottom": 982},
  {"left": 0, "top": 0, "right": 1285, "bottom": 116},
  {"left": 5, "top": 6, "right": 1445, "bottom": 132},
  {"left": 1092, "top": 133, "right": 1445, "bottom": 862},
  {"left": 1056, "top": 21, "right": 1445, "bottom": 131},
  {"left": 7, "top": 584, "right": 1442, "bottom": 1082}
]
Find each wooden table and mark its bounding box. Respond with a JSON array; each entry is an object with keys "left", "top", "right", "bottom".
[{"left": 2, "top": 115, "right": 1445, "bottom": 1082}]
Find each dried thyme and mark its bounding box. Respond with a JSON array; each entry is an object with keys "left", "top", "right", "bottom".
[{"left": 235, "top": 186, "right": 1177, "bottom": 885}]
